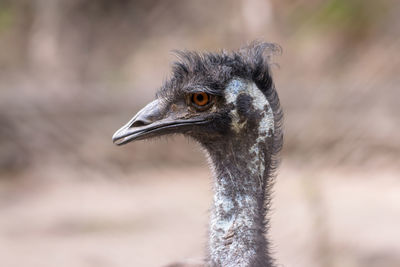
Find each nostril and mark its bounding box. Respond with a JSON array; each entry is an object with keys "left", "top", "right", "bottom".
[
  {"left": 130, "top": 119, "right": 150, "bottom": 128},
  {"left": 128, "top": 100, "right": 161, "bottom": 128}
]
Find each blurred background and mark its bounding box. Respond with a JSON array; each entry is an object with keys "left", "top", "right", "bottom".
[{"left": 0, "top": 0, "right": 399, "bottom": 266}]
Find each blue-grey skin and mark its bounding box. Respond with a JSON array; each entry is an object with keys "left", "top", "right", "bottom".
[{"left": 113, "top": 42, "right": 283, "bottom": 267}]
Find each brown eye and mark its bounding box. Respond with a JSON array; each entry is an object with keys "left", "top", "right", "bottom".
[{"left": 191, "top": 92, "right": 210, "bottom": 107}]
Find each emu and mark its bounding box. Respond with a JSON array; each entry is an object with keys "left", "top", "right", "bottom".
[{"left": 112, "top": 42, "right": 283, "bottom": 267}]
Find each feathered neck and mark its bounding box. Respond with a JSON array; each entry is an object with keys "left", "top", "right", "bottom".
[
  {"left": 204, "top": 80, "right": 277, "bottom": 267},
  {"left": 206, "top": 140, "right": 274, "bottom": 267}
]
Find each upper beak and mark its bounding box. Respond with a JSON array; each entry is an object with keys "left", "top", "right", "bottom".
[{"left": 112, "top": 99, "right": 206, "bottom": 145}]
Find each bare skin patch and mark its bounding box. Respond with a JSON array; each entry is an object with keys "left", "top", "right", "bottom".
[{"left": 224, "top": 79, "right": 274, "bottom": 136}]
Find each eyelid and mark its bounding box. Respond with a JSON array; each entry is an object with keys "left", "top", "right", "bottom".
[{"left": 184, "top": 87, "right": 222, "bottom": 96}]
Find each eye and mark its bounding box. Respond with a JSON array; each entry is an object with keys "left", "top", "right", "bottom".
[{"left": 191, "top": 92, "right": 211, "bottom": 107}]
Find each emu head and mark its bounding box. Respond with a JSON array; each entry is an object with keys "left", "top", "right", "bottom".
[{"left": 112, "top": 43, "right": 281, "bottom": 152}]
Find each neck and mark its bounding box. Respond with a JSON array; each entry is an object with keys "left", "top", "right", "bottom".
[{"left": 206, "top": 140, "right": 274, "bottom": 267}]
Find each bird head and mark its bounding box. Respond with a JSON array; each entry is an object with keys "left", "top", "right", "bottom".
[{"left": 112, "top": 43, "right": 281, "bottom": 150}]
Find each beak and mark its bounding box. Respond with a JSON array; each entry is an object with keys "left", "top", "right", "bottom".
[{"left": 112, "top": 99, "right": 207, "bottom": 145}]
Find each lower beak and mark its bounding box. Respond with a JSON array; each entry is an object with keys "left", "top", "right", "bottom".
[{"left": 112, "top": 100, "right": 206, "bottom": 145}]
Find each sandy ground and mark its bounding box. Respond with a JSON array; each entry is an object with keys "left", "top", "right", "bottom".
[{"left": 1, "top": 163, "right": 399, "bottom": 267}]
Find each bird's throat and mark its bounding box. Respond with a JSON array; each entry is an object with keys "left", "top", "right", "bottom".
[{"left": 206, "top": 142, "right": 274, "bottom": 267}]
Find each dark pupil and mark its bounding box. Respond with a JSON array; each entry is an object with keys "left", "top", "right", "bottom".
[{"left": 196, "top": 94, "right": 204, "bottom": 102}]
